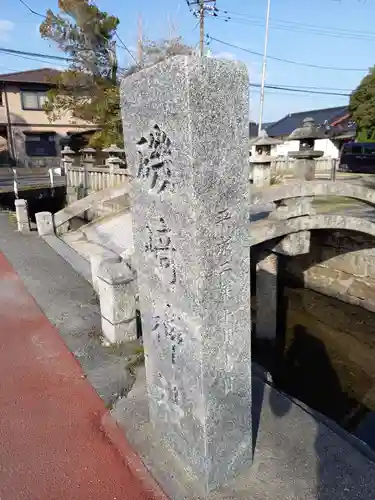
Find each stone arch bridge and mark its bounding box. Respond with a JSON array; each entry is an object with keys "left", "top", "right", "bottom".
[
  {"left": 250, "top": 180, "right": 375, "bottom": 247},
  {"left": 249, "top": 179, "right": 375, "bottom": 343}
]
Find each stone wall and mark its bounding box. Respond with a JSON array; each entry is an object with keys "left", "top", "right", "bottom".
[{"left": 284, "top": 230, "right": 375, "bottom": 312}]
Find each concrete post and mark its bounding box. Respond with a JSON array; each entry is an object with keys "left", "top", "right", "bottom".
[
  {"left": 61, "top": 145, "right": 75, "bottom": 177},
  {"left": 256, "top": 252, "right": 278, "bottom": 341},
  {"left": 61, "top": 146, "right": 76, "bottom": 204},
  {"left": 103, "top": 144, "right": 126, "bottom": 187},
  {"left": 90, "top": 249, "right": 119, "bottom": 294},
  {"left": 35, "top": 211, "right": 54, "bottom": 236},
  {"left": 79, "top": 147, "right": 96, "bottom": 197},
  {"left": 250, "top": 132, "right": 282, "bottom": 187},
  {"left": 15, "top": 199, "right": 30, "bottom": 232},
  {"left": 96, "top": 257, "right": 138, "bottom": 343}
]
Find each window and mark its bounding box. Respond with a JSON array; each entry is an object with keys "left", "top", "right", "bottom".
[
  {"left": 21, "top": 90, "right": 48, "bottom": 110},
  {"left": 24, "top": 133, "right": 56, "bottom": 157},
  {"left": 363, "top": 145, "right": 375, "bottom": 156}
]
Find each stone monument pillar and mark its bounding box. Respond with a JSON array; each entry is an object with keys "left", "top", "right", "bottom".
[
  {"left": 79, "top": 147, "right": 96, "bottom": 196},
  {"left": 121, "top": 56, "right": 251, "bottom": 492},
  {"left": 250, "top": 133, "right": 281, "bottom": 187}
]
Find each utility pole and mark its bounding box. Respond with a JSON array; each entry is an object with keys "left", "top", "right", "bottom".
[
  {"left": 199, "top": 0, "right": 205, "bottom": 57},
  {"left": 137, "top": 14, "right": 143, "bottom": 67},
  {"left": 186, "top": 0, "right": 217, "bottom": 57},
  {"left": 258, "top": 0, "right": 271, "bottom": 135}
]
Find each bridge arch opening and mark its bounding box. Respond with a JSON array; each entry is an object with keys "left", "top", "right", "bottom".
[{"left": 251, "top": 227, "right": 375, "bottom": 450}]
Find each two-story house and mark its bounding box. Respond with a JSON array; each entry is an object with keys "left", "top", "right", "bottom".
[{"left": 0, "top": 67, "right": 97, "bottom": 167}]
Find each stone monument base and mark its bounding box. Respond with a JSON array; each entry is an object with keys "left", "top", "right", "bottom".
[{"left": 111, "top": 365, "right": 375, "bottom": 500}]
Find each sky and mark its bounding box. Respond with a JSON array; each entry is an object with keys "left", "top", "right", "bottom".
[{"left": 0, "top": 0, "right": 375, "bottom": 123}]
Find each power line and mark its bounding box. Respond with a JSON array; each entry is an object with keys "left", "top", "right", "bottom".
[
  {"left": 218, "top": 7, "right": 375, "bottom": 38},
  {"left": 18, "top": 0, "right": 45, "bottom": 18},
  {"left": 207, "top": 35, "right": 368, "bottom": 72},
  {"left": 0, "top": 47, "right": 71, "bottom": 62},
  {"left": 186, "top": 0, "right": 217, "bottom": 56},
  {"left": 115, "top": 32, "right": 137, "bottom": 64},
  {"left": 213, "top": 14, "right": 375, "bottom": 42},
  {"left": 251, "top": 82, "right": 350, "bottom": 97}
]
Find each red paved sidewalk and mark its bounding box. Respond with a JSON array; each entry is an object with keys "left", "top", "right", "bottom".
[{"left": 0, "top": 252, "right": 165, "bottom": 500}]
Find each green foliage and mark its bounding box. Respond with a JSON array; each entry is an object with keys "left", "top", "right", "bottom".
[
  {"left": 349, "top": 66, "right": 375, "bottom": 142},
  {"left": 40, "top": 0, "right": 120, "bottom": 147},
  {"left": 40, "top": 1, "right": 192, "bottom": 148}
]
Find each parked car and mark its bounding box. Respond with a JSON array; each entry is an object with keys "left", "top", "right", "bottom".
[{"left": 338, "top": 141, "right": 375, "bottom": 173}]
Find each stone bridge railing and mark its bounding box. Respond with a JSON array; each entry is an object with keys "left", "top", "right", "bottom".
[
  {"left": 66, "top": 165, "right": 129, "bottom": 196},
  {"left": 250, "top": 181, "right": 375, "bottom": 247}
]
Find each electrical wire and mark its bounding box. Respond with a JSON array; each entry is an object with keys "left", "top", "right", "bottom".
[
  {"left": 0, "top": 47, "right": 71, "bottom": 62},
  {"left": 207, "top": 35, "right": 369, "bottom": 72},
  {"left": 212, "top": 14, "right": 375, "bottom": 42},
  {"left": 218, "top": 7, "right": 375, "bottom": 37},
  {"left": 115, "top": 32, "right": 137, "bottom": 64},
  {"left": 250, "top": 82, "right": 349, "bottom": 97}
]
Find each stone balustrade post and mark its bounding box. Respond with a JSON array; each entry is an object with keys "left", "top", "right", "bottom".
[
  {"left": 96, "top": 256, "right": 138, "bottom": 343},
  {"left": 61, "top": 146, "right": 77, "bottom": 204},
  {"left": 15, "top": 199, "right": 30, "bottom": 233},
  {"left": 61, "top": 145, "right": 75, "bottom": 177},
  {"left": 35, "top": 211, "right": 54, "bottom": 236},
  {"left": 103, "top": 144, "right": 126, "bottom": 187},
  {"left": 79, "top": 147, "right": 96, "bottom": 197}
]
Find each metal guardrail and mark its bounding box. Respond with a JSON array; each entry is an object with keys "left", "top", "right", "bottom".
[{"left": 0, "top": 167, "right": 64, "bottom": 198}]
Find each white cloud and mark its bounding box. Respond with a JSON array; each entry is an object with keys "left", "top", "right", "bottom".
[
  {"left": 0, "top": 20, "right": 14, "bottom": 41},
  {"left": 213, "top": 51, "right": 236, "bottom": 60}
]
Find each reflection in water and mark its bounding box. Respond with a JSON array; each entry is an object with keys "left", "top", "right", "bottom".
[{"left": 253, "top": 285, "right": 375, "bottom": 446}]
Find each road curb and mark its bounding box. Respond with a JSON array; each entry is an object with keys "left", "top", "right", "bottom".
[{"left": 100, "top": 411, "right": 169, "bottom": 500}]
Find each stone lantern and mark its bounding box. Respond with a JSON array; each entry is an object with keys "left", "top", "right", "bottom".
[
  {"left": 287, "top": 117, "right": 325, "bottom": 180},
  {"left": 60, "top": 145, "right": 75, "bottom": 176},
  {"left": 103, "top": 144, "right": 126, "bottom": 171},
  {"left": 250, "top": 132, "right": 282, "bottom": 187},
  {"left": 79, "top": 147, "right": 96, "bottom": 168}
]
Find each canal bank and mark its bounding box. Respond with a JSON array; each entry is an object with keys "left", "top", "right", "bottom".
[{"left": 253, "top": 280, "right": 375, "bottom": 450}]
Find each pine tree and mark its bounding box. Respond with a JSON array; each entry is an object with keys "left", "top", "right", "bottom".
[{"left": 40, "top": 1, "right": 193, "bottom": 147}]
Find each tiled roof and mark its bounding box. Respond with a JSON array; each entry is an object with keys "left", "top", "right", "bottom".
[
  {"left": 266, "top": 106, "right": 348, "bottom": 137},
  {"left": 0, "top": 68, "right": 60, "bottom": 85}
]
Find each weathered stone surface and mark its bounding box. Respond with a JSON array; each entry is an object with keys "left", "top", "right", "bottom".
[
  {"left": 273, "top": 231, "right": 311, "bottom": 256},
  {"left": 348, "top": 279, "right": 375, "bottom": 301},
  {"left": 256, "top": 252, "right": 277, "bottom": 340},
  {"left": 97, "top": 257, "right": 137, "bottom": 343},
  {"left": 35, "top": 211, "right": 54, "bottom": 236},
  {"left": 101, "top": 316, "right": 137, "bottom": 344},
  {"left": 250, "top": 214, "right": 375, "bottom": 247},
  {"left": 90, "top": 250, "right": 119, "bottom": 293},
  {"left": 252, "top": 180, "right": 375, "bottom": 207},
  {"left": 251, "top": 163, "right": 271, "bottom": 187},
  {"left": 320, "top": 247, "right": 368, "bottom": 277},
  {"left": 121, "top": 55, "right": 251, "bottom": 491},
  {"left": 15, "top": 199, "right": 30, "bottom": 233}
]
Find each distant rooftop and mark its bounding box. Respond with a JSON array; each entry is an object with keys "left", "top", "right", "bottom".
[
  {"left": 266, "top": 106, "right": 348, "bottom": 137},
  {"left": 0, "top": 68, "right": 60, "bottom": 85}
]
